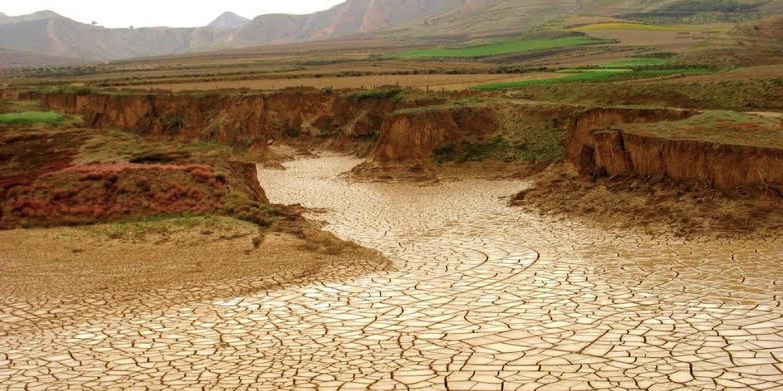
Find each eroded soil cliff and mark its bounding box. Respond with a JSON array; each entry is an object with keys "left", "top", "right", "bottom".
[{"left": 29, "top": 90, "right": 783, "bottom": 192}]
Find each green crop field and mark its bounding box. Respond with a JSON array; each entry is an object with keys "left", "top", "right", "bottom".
[
  {"left": 0, "top": 111, "right": 65, "bottom": 125},
  {"left": 387, "top": 36, "right": 605, "bottom": 59},
  {"left": 472, "top": 68, "right": 713, "bottom": 90}
]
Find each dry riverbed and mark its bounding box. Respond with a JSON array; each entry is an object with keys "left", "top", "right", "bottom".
[{"left": 1, "top": 153, "right": 781, "bottom": 390}]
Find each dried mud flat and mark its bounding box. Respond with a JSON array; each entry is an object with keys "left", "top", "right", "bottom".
[{"left": 1, "top": 154, "right": 782, "bottom": 390}]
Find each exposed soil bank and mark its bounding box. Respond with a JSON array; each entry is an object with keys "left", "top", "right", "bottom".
[
  {"left": 565, "top": 107, "right": 696, "bottom": 170},
  {"left": 32, "top": 91, "right": 576, "bottom": 180},
  {"left": 566, "top": 107, "right": 783, "bottom": 191},
  {"left": 30, "top": 90, "right": 783, "bottom": 191},
  {"left": 370, "top": 106, "right": 500, "bottom": 164},
  {"left": 512, "top": 165, "right": 783, "bottom": 238},
  {"left": 0, "top": 124, "right": 275, "bottom": 229},
  {"left": 32, "top": 91, "right": 401, "bottom": 154},
  {"left": 593, "top": 130, "right": 783, "bottom": 191}
]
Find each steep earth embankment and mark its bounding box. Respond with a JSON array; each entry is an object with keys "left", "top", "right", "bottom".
[
  {"left": 32, "top": 91, "right": 783, "bottom": 191},
  {"left": 564, "top": 107, "right": 697, "bottom": 172},
  {"left": 565, "top": 107, "right": 783, "bottom": 191},
  {"left": 33, "top": 91, "right": 401, "bottom": 153},
  {"left": 592, "top": 130, "right": 783, "bottom": 191},
  {"left": 36, "top": 91, "right": 564, "bottom": 167},
  {"left": 370, "top": 105, "right": 500, "bottom": 163}
]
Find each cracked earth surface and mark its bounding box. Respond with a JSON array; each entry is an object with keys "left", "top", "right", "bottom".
[{"left": 2, "top": 154, "right": 783, "bottom": 390}]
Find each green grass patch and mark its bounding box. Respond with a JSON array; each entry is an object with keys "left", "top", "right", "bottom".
[
  {"left": 0, "top": 111, "right": 65, "bottom": 125},
  {"left": 472, "top": 67, "right": 713, "bottom": 90},
  {"left": 388, "top": 36, "right": 605, "bottom": 59}
]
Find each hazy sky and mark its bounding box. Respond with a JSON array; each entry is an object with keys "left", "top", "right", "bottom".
[{"left": 0, "top": 0, "right": 346, "bottom": 28}]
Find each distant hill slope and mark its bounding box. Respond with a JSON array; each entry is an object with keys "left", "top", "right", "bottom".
[
  {"left": 0, "top": 1, "right": 466, "bottom": 64},
  {"left": 0, "top": 11, "right": 201, "bottom": 62},
  {"left": 0, "top": 48, "right": 83, "bottom": 68},
  {"left": 208, "top": 12, "right": 249, "bottom": 31},
  {"left": 621, "top": 0, "right": 783, "bottom": 24},
  {"left": 386, "top": 0, "right": 783, "bottom": 39},
  {"left": 1, "top": 0, "right": 782, "bottom": 66},
  {"left": 234, "top": 0, "right": 465, "bottom": 43},
  {"left": 385, "top": 0, "right": 581, "bottom": 38}
]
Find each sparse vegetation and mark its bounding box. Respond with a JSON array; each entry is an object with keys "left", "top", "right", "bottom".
[
  {"left": 472, "top": 67, "right": 714, "bottom": 90},
  {"left": 388, "top": 35, "right": 606, "bottom": 59},
  {"left": 504, "top": 77, "right": 783, "bottom": 111},
  {"left": 91, "top": 214, "right": 242, "bottom": 240},
  {"left": 622, "top": 110, "right": 783, "bottom": 148},
  {"left": 0, "top": 100, "right": 45, "bottom": 113},
  {"left": 572, "top": 22, "right": 731, "bottom": 33},
  {"left": 435, "top": 126, "right": 565, "bottom": 164},
  {"left": 349, "top": 87, "right": 403, "bottom": 100},
  {"left": 599, "top": 57, "right": 670, "bottom": 68}
]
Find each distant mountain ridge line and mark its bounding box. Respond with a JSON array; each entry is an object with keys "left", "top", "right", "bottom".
[
  {"left": 0, "top": 0, "right": 781, "bottom": 67},
  {"left": 0, "top": 0, "right": 470, "bottom": 64}
]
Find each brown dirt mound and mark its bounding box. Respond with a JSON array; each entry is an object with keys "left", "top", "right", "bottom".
[
  {"left": 0, "top": 121, "right": 276, "bottom": 230},
  {"left": 2, "top": 163, "right": 226, "bottom": 228},
  {"left": 512, "top": 164, "right": 783, "bottom": 238}
]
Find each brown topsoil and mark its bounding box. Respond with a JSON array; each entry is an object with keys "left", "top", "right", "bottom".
[
  {"left": 0, "top": 122, "right": 274, "bottom": 229},
  {"left": 0, "top": 217, "right": 389, "bottom": 334},
  {"left": 512, "top": 164, "right": 783, "bottom": 238}
]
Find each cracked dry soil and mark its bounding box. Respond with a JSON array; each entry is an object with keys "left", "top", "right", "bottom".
[{"left": 1, "top": 153, "right": 782, "bottom": 390}]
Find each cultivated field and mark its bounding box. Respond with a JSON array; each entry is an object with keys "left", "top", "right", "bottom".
[{"left": 137, "top": 73, "right": 563, "bottom": 92}]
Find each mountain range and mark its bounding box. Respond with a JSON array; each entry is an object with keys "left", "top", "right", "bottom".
[{"left": 1, "top": 0, "right": 781, "bottom": 67}]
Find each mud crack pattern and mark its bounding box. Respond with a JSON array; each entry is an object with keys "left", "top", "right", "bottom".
[{"left": 1, "top": 154, "right": 782, "bottom": 390}]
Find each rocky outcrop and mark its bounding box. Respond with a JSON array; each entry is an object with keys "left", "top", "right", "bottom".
[{"left": 593, "top": 129, "right": 783, "bottom": 191}]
